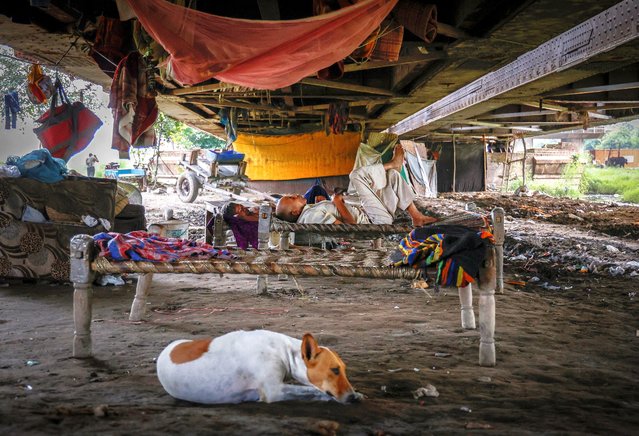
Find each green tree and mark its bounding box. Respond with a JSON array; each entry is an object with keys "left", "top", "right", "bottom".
[
  {"left": 597, "top": 123, "right": 639, "bottom": 150},
  {"left": 0, "top": 45, "right": 103, "bottom": 125},
  {"left": 155, "top": 113, "right": 225, "bottom": 149}
]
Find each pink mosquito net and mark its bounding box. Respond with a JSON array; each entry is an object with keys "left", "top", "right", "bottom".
[{"left": 124, "top": 0, "right": 398, "bottom": 90}]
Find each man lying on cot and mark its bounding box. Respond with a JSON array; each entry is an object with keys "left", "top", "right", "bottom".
[{"left": 275, "top": 144, "right": 438, "bottom": 227}]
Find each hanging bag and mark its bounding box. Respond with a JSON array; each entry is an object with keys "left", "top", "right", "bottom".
[{"left": 33, "top": 79, "right": 103, "bottom": 162}]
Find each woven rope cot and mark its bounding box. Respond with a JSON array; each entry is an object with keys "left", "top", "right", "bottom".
[
  {"left": 91, "top": 247, "right": 421, "bottom": 280},
  {"left": 270, "top": 211, "right": 490, "bottom": 236}
]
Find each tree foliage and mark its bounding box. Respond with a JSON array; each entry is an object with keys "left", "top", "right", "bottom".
[
  {"left": 0, "top": 45, "right": 103, "bottom": 124},
  {"left": 155, "top": 113, "right": 225, "bottom": 149},
  {"left": 584, "top": 123, "right": 639, "bottom": 150}
]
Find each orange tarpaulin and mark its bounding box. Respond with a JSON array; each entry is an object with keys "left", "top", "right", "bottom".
[
  {"left": 234, "top": 131, "right": 361, "bottom": 181},
  {"left": 124, "top": 0, "right": 398, "bottom": 89}
]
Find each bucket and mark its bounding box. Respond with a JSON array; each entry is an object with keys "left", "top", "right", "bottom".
[{"left": 148, "top": 220, "right": 189, "bottom": 239}]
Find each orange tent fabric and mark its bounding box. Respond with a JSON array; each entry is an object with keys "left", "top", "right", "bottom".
[
  {"left": 124, "top": 0, "right": 398, "bottom": 89},
  {"left": 234, "top": 131, "right": 361, "bottom": 181}
]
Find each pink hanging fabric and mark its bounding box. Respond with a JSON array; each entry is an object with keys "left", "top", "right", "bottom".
[{"left": 124, "top": 0, "right": 398, "bottom": 90}]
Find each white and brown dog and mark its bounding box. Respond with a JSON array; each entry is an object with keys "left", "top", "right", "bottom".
[{"left": 156, "top": 330, "right": 362, "bottom": 404}]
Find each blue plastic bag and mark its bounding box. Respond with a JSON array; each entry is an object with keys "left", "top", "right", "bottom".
[{"left": 16, "top": 148, "right": 68, "bottom": 183}]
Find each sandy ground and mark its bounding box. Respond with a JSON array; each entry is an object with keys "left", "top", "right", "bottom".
[{"left": 1, "top": 190, "right": 638, "bottom": 435}]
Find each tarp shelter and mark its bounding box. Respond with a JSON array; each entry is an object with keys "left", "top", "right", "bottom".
[
  {"left": 437, "top": 142, "right": 485, "bottom": 192},
  {"left": 234, "top": 131, "right": 361, "bottom": 181}
]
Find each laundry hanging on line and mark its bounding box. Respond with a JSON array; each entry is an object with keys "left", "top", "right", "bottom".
[{"left": 4, "top": 90, "right": 20, "bottom": 130}]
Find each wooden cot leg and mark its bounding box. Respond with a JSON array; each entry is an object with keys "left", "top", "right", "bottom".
[
  {"left": 257, "top": 275, "right": 268, "bottom": 295},
  {"left": 73, "top": 282, "right": 93, "bottom": 358},
  {"left": 491, "top": 207, "right": 505, "bottom": 293},
  {"left": 70, "top": 235, "right": 96, "bottom": 358},
  {"left": 458, "top": 284, "right": 476, "bottom": 329},
  {"left": 130, "top": 273, "right": 154, "bottom": 321},
  {"left": 478, "top": 246, "right": 497, "bottom": 367}
]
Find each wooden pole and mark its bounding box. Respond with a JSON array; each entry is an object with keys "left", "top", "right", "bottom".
[
  {"left": 521, "top": 135, "right": 527, "bottom": 188},
  {"left": 452, "top": 133, "right": 457, "bottom": 192}
]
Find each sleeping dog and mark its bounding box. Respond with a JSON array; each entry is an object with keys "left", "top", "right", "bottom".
[{"left": 157, "top": 330, "right": 362, "bottom": 404}]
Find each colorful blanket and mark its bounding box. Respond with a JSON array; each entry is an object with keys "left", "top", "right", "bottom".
[
  {"left": 94, "top": 231, "right": 236, "bottom": 262},
  {"left": 390, "top": 225, "right": 494, "bottom": 288}
]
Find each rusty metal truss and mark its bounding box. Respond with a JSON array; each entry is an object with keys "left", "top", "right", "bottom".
[{"left": 388, "top": 0, "right": 639, "bottom": 135}]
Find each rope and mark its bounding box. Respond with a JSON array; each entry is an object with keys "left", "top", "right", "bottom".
[
  {"left": 91, "top": 250, "right": 421, "bottom": 280},
  {"left": 270, "top": 212, "right": 490, "bottom": 235}
]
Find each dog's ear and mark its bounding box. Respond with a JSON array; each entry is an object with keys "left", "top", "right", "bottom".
[{"left": 302, "top": 333, "right": 321, "bottom": 362}]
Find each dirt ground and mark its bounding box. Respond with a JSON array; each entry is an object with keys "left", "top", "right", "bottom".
[{"left": 1, "top": 190, "right": 638, "bottom": 435}]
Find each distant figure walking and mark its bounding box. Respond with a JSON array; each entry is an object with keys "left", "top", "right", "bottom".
[{"left": 86, "top": 153, "right": 99, "bottom": 177}]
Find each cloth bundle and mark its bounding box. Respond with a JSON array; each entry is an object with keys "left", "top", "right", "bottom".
[{"left": 390, "top": 225, "right": 494, "bottom": 288}]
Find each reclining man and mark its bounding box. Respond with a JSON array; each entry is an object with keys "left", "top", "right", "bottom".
[{"left": 275, "top": 145, "right": 437, "bottom": 227}]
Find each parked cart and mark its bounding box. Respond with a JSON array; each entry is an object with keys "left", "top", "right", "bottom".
[{"left": 176, "top": 149, "right": 269, "bottom": 203}]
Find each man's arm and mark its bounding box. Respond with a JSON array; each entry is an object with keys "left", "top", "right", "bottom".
[{"left": 331, "top": 194, "right": 356, "bottom": 224}]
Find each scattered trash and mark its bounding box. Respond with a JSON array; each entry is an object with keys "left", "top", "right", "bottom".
[
  {"left": 393, "top": 305, "right": 400, "bottom": 309},
  {"left": 21, "top": 205, "right": 47, "bottom": 223},
  {"left": 434, "top": 352, "right": 451, "bottom": 358},
  {"left": 506, "top": 280, "right": 526, "bottom": 286},
  {"left": 460, "top": 406, "right": 472, "bottom": 413},
  {"left": 99, "top": 218, "right": 111, "bottom": 231},
  {"left": 609, "top": 266, "right": 625, "bottom": 276},
  {"left": 387, "top": 368, "right": 403, "bottom": 373},
  {"left": 412, "top": 384, "right": 439, "bottom": 399},
  {"left": 566, "top": 213, "right": 583, "bottom": 221},
  {"left": 24, "top": 384, "right": 33, "bottom": 391},
  {"left": 96, "top": 275, "right": 125, "bottom": 286},
  {"left": 380, "top": 385, "right": 387, "bottom": 393},
  {"left": 540, "top": 282, "right": 561, "bottom": 291},
  {"left": 93, "top": 404, "right": 109, "bottom": 418},
  {"left": 628, "top": 292, "right": 636, "bottom": 299},
  {"left": 604, "top": 245, "right": 620, "bottom": 253},
  {"left": 477, "top": 376, "right": 492, "bottom": 383},
  {"left": 26, "top": 360, "right": 40, "bottom": 366},
  {"left": 510, "top": 254, "right": 527, "bottom": 261},
  {"left": 528, "top": 276, "right": 540, "bottom": 283},
  {"left": 413, "top": 368, "right": 420, "bottom": 372},
  {"left": 466, "top": 422, "right": 493, "bottom": 429},
  {"left": 310, "top": 420, "right": 339, "bottom": 436},
  {"left": 625, "top": 261, "right": 639, "bottom": 269},
  {"left": 579, "top": 266, "right": 589, "bottom": 273},
  {"left": 82, "top": 215, "right": 99, "bottom": 227}
]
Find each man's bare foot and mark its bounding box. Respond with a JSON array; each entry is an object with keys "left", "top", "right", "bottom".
[
  {"left": 385, "top": 144, "right": 405, "bottom": 171},
  {"left": 412, "top": 215, "right": 438, "bottom": 227}
]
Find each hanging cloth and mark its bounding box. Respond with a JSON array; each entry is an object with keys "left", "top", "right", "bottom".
[
  {"left": 109, "top": 52, "right": 158, "bottom": 159},
  {"left": 123, "top": 0, "right": 398, "bottom": 89}
]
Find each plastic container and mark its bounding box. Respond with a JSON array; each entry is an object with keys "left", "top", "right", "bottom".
[
  {"left": 206, "top": 149, "right": 245, "bottom": 164},
  {"left": 148, "top": 220, "right": 189, "bottom": 239}
]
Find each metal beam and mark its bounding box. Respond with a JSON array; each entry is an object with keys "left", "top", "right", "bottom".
[
  {"left": 545, "top": 81, "right": 639, "bottom": 97},
  {"left": 387, "top": 0, "right": 639, "bottom": 135},
  {"left": 479, "top": 109, "right": 558, "bottom": 119},
  {"left": 343, "top": 52, "right": 446, "bottom": 73},
  {"left": 300, "top": 78, "right": 397, "bottom": 96}
]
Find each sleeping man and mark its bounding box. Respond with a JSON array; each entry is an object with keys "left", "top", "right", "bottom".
[{"left": 275, "top": 145, "right": 438, "bottom": 227}]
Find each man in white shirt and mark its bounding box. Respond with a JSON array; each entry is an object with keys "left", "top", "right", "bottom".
[{"left": 275, "top": 145, "right": 437, "bottom": 227}]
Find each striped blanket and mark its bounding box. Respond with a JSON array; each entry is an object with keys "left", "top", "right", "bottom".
[{"left": 94, "top": 231, "right": 236, "bottom": 262}]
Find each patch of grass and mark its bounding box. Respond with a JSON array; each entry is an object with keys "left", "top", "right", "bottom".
[
  {"left": 622, "top": 185, "right": 639, "bottom": 203},
  {"left": 581, "top": 167, "right": 639, "bottom": 203}
]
